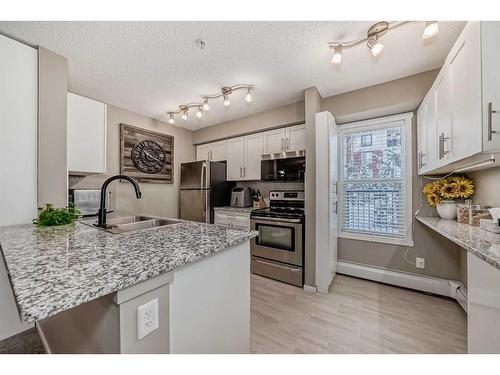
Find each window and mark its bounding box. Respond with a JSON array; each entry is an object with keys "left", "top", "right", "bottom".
[{"left": 338, "top": 113, "right": 413, "bottom": 246}]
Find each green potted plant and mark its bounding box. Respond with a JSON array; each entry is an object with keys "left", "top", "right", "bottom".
[
  {"left": 33, "top": 202, "right": 81, "bottom": 226},
  {"left": 422, "top": 176, "right": 474, "bottom": 219}
]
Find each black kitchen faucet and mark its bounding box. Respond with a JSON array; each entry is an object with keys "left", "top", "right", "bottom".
[{"left": 96, "top": 175, "right": 142, "bottom": 228}]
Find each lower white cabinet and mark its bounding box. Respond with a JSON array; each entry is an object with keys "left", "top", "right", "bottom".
[
  {"left": 467, "top": 253, "right": 500, "bottom": 353},
  {"left": 67, "top": 93, "right": 107, "bottom": 173},
  {"left": 214, "top": 210, "right": 251, "bottom": 230}
]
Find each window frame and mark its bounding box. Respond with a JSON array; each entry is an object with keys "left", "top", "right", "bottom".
[{"left": 337, "top": 112, "right": 414, "bottom": 247}]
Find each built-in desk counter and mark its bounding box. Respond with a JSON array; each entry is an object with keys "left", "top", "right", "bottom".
[{"left": 417, "top": 216, "right": 500, "bottom": 353}]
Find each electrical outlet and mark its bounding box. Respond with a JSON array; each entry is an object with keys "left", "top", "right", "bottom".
[
  {"left": 137, "top": 298, "right": 159, "bottom": 340},
  {"left": 416, "top": 257, "right": 425, "bottom": 269}
]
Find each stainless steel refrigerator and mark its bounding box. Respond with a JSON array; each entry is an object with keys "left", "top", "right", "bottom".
[{"left": 179, "top": 160, "right": 234, "bottom": 223}]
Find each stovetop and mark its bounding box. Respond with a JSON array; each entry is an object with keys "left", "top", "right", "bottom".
[
  {"left": 251, "top": 190, "right": 305, "bottom": 220},
  {"left": 251, "top": 205, "right": 305, "bottom": 220}
]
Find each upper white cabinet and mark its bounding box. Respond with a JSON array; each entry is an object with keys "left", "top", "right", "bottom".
[
  {"left": 263, "top": 124, "right": 305, "bottom": 154},
  {"left": 417, "top": 22, "right": 500, "bottom": 175},
  {"left": 226, "top": 134, "right": 263, "bottom": 181},
  {"left": 67, "top": 93, "right": 107, "bottom": 173},
  {"left": 196, "top": 140, "right": 227, "bottom": 161}
]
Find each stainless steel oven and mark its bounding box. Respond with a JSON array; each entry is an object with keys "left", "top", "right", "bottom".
[{"left": 250, "top": 190, "right": 305, "bottom": 287}]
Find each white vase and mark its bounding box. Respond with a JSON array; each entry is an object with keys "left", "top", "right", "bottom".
[{"left": 436, "top": 201, "right": 458, "bottom": 220}]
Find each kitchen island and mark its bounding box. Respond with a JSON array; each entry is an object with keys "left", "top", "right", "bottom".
[{"left": 0, "top": 219, "right": 257, "bottom": 353}]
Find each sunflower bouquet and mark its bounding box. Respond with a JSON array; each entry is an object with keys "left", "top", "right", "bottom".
[{"left": 422, "top": 175, "right": 474, "bottom": 207}]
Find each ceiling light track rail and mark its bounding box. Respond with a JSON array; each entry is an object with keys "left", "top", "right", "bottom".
[
  {"left": 166, "top": 84, "right": 254, "bottom": 124},
  {"left": 328, "top": 21, "right": 438, "bottom": 65}
]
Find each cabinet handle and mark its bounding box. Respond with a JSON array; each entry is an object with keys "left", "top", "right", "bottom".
[
  {"left": 240, "top": 167, "right": 243, "bottom": 178},
  {"left": 281, "top": 138, "right": 284, "bottom": 151},
  {"left": 488, "top": 102, "right": 498, "bottom": 141},
  {"left": 439, "top": 133, "right": 450, "bottom": 159},
  {"left": 286, "top": 137, "right": 289, "bottom": 150},
  {"left": 243, "top": 166, "right": 246, "bottom": 177},
  {"left": 418, "top": 151, "right": 427, "bottom": 168}
]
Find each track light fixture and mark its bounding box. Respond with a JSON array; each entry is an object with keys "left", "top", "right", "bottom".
[
  {"left": 423, "top": 21, "right": 439, "bottom": 39},
  {"left": 328, "top": 21, "right": 439, "bottom": 65},
  {"left": 166, "top": 84, "right": 254, "bottom": 123}
]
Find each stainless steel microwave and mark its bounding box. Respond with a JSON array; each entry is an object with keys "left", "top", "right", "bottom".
[{"left": 261, "top": 153, "right": 305, "bottom": 182}]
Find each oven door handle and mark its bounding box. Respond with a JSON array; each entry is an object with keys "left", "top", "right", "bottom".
[{"left": 251, "top": 216, "right": 302, "bottom": 223}]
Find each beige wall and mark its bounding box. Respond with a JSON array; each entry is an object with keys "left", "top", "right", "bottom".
[
  {"left": 38, "top": 47, "right": 68, "bottom": 208},
  {"left": 469, "top": 167, "right": 500, "bottom": 207},
  {"left": 322, "top": 69, "right": 439, "bottom": 124},
  {"left": 192, "top": 101, "right": 305, "bottom": 145},
  {"left": 106, "top": 105, "right": 195, "bottom": 218}
]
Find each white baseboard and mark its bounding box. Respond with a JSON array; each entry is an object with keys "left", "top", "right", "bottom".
[{"left": 337, "top": 261, "right": 466, "bottom": 303}]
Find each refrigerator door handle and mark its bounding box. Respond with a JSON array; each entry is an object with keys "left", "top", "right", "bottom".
[{"left": 201, "top": 162, "right": 207, "bottom": 188}]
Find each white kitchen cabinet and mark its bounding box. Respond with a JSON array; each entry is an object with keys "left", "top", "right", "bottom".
[
  {"left": 263, "top": 124, "right": 305, "bottom": 154},
  {"left": 263, "top": 128, "right": 286, "bottom": 153},
  {"left": 214, "top": 210, "right": 251, "bottom": 229},
  {"left": 286, "top": 124, "right": 306, "bottom": 151},
  {"left": 196, "top": 140, "right": 227, "bottom": 161},
  {"left": 67, "top": 93, "right": 107, "bottom": 173},
  {"left": 243, "top": 133, "right": 263, "bottom": 180},
  {"left": 226, "top": 137, "right": 245, "bottom": 180},
  {"left": 226, "top": 134, "right": 263, "bottom": 181},
  {"left": 467, "top": 253, "right": 500, "bottom": 353},
  {"left": 417, "top": 22, "right": 500, "bottom": 175}
]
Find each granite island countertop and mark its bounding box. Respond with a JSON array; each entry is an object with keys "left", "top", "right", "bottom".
[
  {"left": 416, "top": 216, "right": 500, "bottom": 270},
  {"left": 0, "top": 219, "right": 257, "bottom": 323}
]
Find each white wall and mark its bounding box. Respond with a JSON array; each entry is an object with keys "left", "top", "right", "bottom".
[{"left": 0, "top": 34, "right": 37, "bottom": 340}]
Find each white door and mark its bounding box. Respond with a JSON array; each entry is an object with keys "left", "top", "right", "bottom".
[
  {"left": 448, "top": 22, "right": 482, "bottom": 161},
  {"left": 210, "top": 141, "right": 227, "bottom": 161},
  {"left": 226, "top": 137, "right": 245, "bottom": 180},
  {"left": 434, "top": 72, "right": 453, "bottom": 162},
  {"left": 196, "top": 144, "right": 210, "bottom": 161},
  {"left": 285, "top": 124, "right": 306, "bottom": 151},
  {"left": 243, "top": 133, "right": 263, "bottom": 180},
  {"left": 482, "top": 22, "right": 500, "bottom": 152},
  {"left": 0, "top": 34, "right": 37, "bottom": 340},
  {"left": 67, "top": 93, "right": 107, "bottom": 173},
  {"left": 263, "top": 128, "right": 285, "bottom": 154},
  {"left": 314, "top": 112, "right": 338, "bottom": 294}
]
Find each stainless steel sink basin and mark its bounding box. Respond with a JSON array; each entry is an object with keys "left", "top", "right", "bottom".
[{"left": 82, "top": 216, "right": 180, "bottom": 234}]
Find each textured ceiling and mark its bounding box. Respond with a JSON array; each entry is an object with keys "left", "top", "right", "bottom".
[{"left": 0, "top": 21, "right": 465, "bottom": 130}]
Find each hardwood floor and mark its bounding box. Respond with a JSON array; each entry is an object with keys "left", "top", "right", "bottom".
[
  {"left": 1, "top": 273, "right": 467, "bottom": 354},
  {"left": 250, "top": 274, "right": 467, "bottom": 354}
]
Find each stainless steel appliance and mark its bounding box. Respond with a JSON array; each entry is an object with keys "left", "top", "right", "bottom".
[
  {"left": 250, "top": 190, "right": 305, "bottom": 287},
  {"left": 69, "top": 189, "right": 110, "bottom": 217},
  {"left": 180, "top": 160, "right": 234, "bottom": 223},
  {"left": 261, "top": 151, "right": 305, "bottom": 182},
  {"left": 230, "top": 186, "right": 252, "bottom": 207}
]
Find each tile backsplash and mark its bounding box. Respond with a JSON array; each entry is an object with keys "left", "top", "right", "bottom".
[{"left": 236, "top": 181, "right": 304, "bottom": 199}]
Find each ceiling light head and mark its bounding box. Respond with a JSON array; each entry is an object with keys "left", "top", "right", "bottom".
[
  {"left": 195, "top": 107, "right": 203, "bottom": 118},
  {"left": 367, "top": 21, "right": 389, "bottom": 38},
  {"left": 367, "top": 36, "right": 384, "bottom": 57},
  {"left": 168, "top": 114, "right": 175, "bottom": 124},
  {"left": 223, "top": 93, "right": 230, "bottom": 106},
  {"left": 245, "top": 88, "right": 253, "bottom": 103},
  {"left": 180, "top": 106, "right": 188, "bottom": 121},
  {"left": 423, "top": 21, "right": 439, "bottom": 39},
  {"left": 202, "top": 98, "right": 210, "bottom": 111},
  {"left": 330, "top": 44, "right": 343, "bottom": 65}
]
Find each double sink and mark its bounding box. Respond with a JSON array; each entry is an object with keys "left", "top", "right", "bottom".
[{"left": 83, "top": 215, "right": 180, "bottom": 234}]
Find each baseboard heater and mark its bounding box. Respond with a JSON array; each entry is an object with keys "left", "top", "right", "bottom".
[{"left": 337, "top": 261, "right": 467, "bottom": 313}]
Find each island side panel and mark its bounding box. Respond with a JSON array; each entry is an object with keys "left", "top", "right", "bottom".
[{"left": 169, "top": 241, "right": 251, "bottom": 354}]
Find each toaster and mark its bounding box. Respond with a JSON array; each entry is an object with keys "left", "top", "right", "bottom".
[{"left": 230, "top": 186, "right": 252, "bottom": 207}]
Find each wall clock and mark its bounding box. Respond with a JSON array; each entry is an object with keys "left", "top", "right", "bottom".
[{"left": 120, "top": 124, "right": 174, "bottom": 183}]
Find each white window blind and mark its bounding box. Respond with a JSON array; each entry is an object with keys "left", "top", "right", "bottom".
[{"left": 340, "top": 120, "right": 407, "bottom": 240}]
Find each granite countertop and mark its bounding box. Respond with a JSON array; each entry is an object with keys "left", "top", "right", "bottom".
[
  {"left": 0, "top": 219, "right": 257, "bottom": 323},
  {"left": 416, "top": 216, "right": 500, "bottom": 270},
  {"left": 213, "top": 206, "right": 258, "bottom": 213}
]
